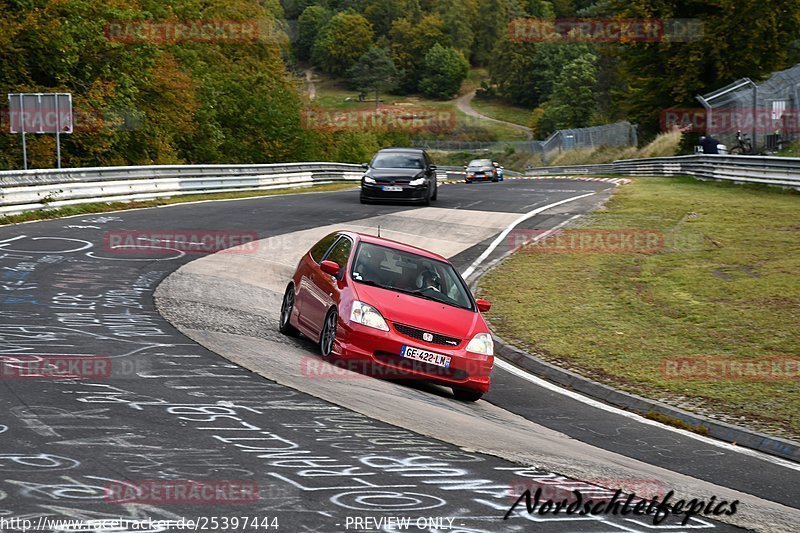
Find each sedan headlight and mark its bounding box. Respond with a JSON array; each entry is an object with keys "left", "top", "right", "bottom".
[
  {"left": 466, "top": 332, "right": 494, "bottom": 355},
  {"left": 409, "top": 177, "right": 426, "bottom": 186},
  {"left": 363, "top": 176, "right": 376, "bottom": 184},
  {"left": 350, "top": 300, "right": 389, "bottom": 331}
]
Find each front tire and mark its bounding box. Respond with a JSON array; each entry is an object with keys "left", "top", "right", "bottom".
[
  {"left": 279, "top": 284, "right": 299, "bottom": 337},
  {"left": 421, "top": 188, "right": 431, "bottom": 206},
  {"left": 453, "top": 388, "right": 483, "bottom": 402},
  {"left": 431, "top": 183, "right": 438, "bottom": 201},
  {"left": 319, "top": 308, "right": 338, "bottom": 358}
]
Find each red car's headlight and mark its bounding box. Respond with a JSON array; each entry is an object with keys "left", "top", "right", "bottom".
[
  {"left": 466, "top": 333, "right": 494, "bottom": 355},
  {"left": 350, "top": 300, "right": 389, "bottom": 331}
]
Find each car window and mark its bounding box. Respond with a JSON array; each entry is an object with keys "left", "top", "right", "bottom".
[
  {"left": 309, "top": 233, "right": 339, "bottom": 263},
  {"left": 323, "top": 236, "right": 352, "bottom": 274},
  {"left": 351, "top": 242, "right": 474, "bottom": 310},
  {"left": 371, "top": 153, "right": 424, "bottom": 169}
]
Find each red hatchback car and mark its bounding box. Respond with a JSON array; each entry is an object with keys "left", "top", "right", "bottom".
[{"left": 279, "top": 231, "right": 495, "bottom": 401}]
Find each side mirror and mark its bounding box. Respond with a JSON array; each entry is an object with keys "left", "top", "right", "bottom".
[
  {"left": 320, "top": 260, "right": 340, "bottom": 277},
  {"left": 429, "top": 165, "right": 437, "bottom": 171},
  {"left": 476, "top": 299, "right": 491, "bottom": 312},
  {"left": 361, "top": 163, "right": 369, "bottom": 170}
]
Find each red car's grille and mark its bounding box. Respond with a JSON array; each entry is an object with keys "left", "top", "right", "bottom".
[
  {"left": 393, "top": 323, "right": 461, "bottom": 347},
  {"left": 373, "top": 351, "right": 468, "bottom": 380}
]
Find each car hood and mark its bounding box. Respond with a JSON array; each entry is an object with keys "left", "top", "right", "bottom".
[
  {"left": 352, "top": 283, "right": 484, "bottom": 339},
  {"left": 367, "top": 168, "right": 424, "bottom": 181},
  {"left": 467, "top": 166, "right": 493, "bottom": 171}
]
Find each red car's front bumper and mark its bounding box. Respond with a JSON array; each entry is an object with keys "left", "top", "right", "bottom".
[{"left": 333, "top": 321, "right": 494, "bottom": 393}]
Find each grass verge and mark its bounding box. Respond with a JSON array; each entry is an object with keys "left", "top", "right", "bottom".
[
  {"left": 470, "top": 96, "right": 533, "bottom": 128},
  {"left": 547, "top": 131, "right": 682, "bottom": 167},
  {"left": 0, "top": 182, "right": 356, "bottom": 227},
  {"left": 479, "top": 176, "right": 800, "bottom": 440}
]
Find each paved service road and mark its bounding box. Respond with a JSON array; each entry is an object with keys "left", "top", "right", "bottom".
[{"left": 0, "top": 179, "right": 796, "bottom": 531}]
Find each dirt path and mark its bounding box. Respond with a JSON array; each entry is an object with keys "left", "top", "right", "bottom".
[
  {"left": 455, "top": 90, "right": 533, "bottom": 140},
  {"left": 305, "top": 68, "right": 316, "bottom": 101}
]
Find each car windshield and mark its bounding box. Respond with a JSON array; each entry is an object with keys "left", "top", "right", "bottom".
[
  {"left": 371, "top": 153, "right": 424, "bottom": 169},
  {"left": 351, "top": 242, "right": 474, "bottom": 311},
  {"left": 468, "top": 159, "right": 492, "bottom": 167}
]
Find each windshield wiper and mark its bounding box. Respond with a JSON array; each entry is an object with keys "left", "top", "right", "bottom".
[
  {"left": 387, "top": 286, "right": 464, "bottom": 307},
  {"left": 353, "top": 278, "right": 383, "bottom": 288}
]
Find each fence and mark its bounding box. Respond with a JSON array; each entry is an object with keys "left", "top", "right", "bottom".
[
  {"left": 413, "top": 121, "right": 637, "bottom": 163},
  {"left": 697, "top": 64, "right": 800, "bottom": 151},
  {"left": 410, "top": 140, "right": 544, "bottom": 153},
  {"left": 526, "top": 154, "right": 800, "bottom": 189}
]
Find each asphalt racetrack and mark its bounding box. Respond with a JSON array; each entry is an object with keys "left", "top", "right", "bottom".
[{"left": 1, "top": 179, "right": 798, "bottom": 532}]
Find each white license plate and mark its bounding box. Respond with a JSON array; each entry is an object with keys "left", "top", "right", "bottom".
[
  {"left": 382, "top": 185, "right": 403, "bottom": 192},
  {"left": 400, "top": 345, "right": 451, "bottom": 368}
]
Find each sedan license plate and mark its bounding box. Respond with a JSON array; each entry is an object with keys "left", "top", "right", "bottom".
[
  {"left": 382, "top": 185, "right": 403, "bottom": 192},
  {"left": 400, "top": 345, "right": 451, "bottom": 368}
]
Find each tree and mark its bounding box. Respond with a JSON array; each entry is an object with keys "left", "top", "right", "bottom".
[
  {"left": 389, "top": 14, "right": 450, "bottom": 93},
  {"left": 489, "top": 38, "right": 593, "bottom": 107},
  {"left": 612, "top": 0, "right": 800, "bottom": 137},
  {"left": 297, "top": 6, "right": 331, "bottom": 61},
  {"left": 312, "top": 12, "right": 374, "bottom": 76},
  {"left": 419, "top": 44, "right": 469, "bottom": 99},
  {"left": 284, "top": 0, "right": 315, "bottom": 19},
  {"left": 363, "top": 0, "right": 421, "bottom": 37},
  {"left": 347, "top": 47, "right": 401, "bottom": 110},
  {"left": 0, "top": 0, "right": 315, "bottom": 169},
  {"left": 471, "top": 0, "right": 510, "bottom": 65},
  {"left": 536, "top": 53, "right": 598, "bottom": 136},
  {"left": 437, "top": 0, "right": 478, "bottom": 54}
]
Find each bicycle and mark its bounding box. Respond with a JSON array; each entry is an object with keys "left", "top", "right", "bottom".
[{"left": 728, "top": 130, "right": 753, "bottom": 155}]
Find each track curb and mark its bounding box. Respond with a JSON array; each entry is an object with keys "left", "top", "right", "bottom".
[{"left": 491, "top": 327, "right": 800, "bottom": 463}]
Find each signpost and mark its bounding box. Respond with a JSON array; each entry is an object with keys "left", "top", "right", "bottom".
[{"left": 7, "top": 93, "right": 73, "bottom": 169}]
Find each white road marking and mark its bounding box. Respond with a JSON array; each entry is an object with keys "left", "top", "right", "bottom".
[
  {"left": 460, "top": 191, "right": 800, "bottom": 471},
  {"left": 494, "top": 358, "right": 800, "bottom": 472},
  {"left": 461, "top": 193, "right": 595, "bottom": 280}
]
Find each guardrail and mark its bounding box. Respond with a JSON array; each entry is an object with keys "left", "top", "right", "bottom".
[
  {"left": 0, "top": 160, "right": 555, "bottom": 218},
  {"left": 525, "top": 154, "right": 800, "bottom": 189},
  {"left": 0, "top": 163, "right": 368, "bottom": 217},
  {"left": 522, "top": 163, "right": 616, "bottom": 175}
]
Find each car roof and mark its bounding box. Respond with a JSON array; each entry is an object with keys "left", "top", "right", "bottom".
[
  {"left": 375, "top": 147, "right": 425, "bottom": 154},
  {"left": 338, "top": 231, "right": 448, "bottom": 262}
]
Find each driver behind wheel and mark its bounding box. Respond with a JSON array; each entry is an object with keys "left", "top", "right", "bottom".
[{"left": 418, "top": 269, "right": 442, "bottom": 292}]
